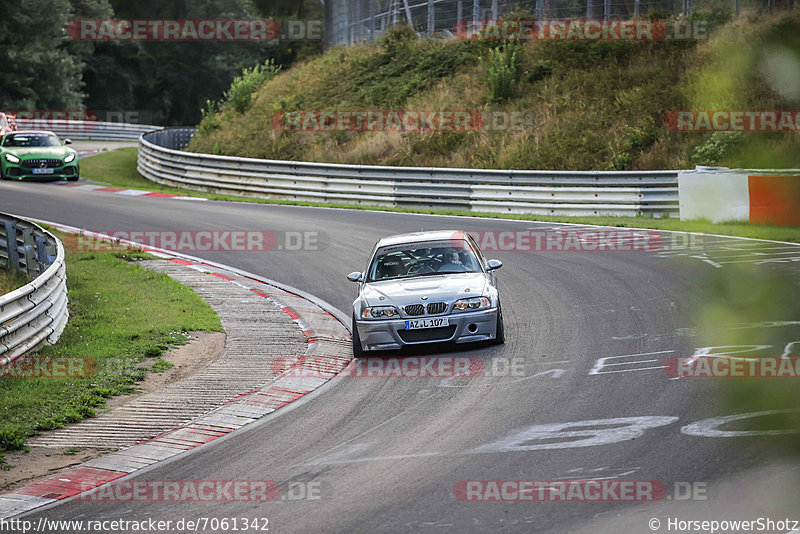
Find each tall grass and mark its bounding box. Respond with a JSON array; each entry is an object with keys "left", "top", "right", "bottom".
[{"left": 188, "top": 13, "right": 800, "bottom": 171}]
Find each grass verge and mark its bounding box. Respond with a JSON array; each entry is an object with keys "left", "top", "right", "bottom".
[
  {"left": 0, "top": 232, "right": 222, "bottom": 466},
  {"left": 0, "top": 268, "right": 29, "bottom": 296},
  {"left": 82, "top": 148, "right": 800, "bottom": 243}
]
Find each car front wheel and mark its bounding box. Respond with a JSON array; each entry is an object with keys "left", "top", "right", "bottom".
[
  {"left": 494, "top": 305, "right": 505, "bottom": 345},
  {"left": 352, "top": 314, "right": 365, "bottom": 357}
]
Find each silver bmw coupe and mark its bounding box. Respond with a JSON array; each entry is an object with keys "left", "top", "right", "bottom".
[{"left": 347, "top": 230, "right": 504, "bottom": 356}]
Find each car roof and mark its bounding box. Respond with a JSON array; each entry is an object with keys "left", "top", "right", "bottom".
[
  {"left": 375, "top": 230, "right": 470, "bottom": 248},
  {"left": 4, "top": 130, "right": 57, "bottom": 135}
]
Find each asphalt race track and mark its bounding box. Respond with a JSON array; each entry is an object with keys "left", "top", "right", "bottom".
[{"left": 2, "top": 174, "right": 799, "bottom": 533}]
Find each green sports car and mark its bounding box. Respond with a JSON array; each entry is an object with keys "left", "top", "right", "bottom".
[{"left": 0, "top": 130, "right": 79, "bottom": 181}]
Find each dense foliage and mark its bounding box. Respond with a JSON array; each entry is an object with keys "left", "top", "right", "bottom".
[{"left": 0, "top": 0, "right": 322, "bottom": 125}]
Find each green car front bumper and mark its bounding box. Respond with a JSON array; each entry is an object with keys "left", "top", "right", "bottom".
[{"left": 1, "top": 158, "right": 80, "bottom": 181}]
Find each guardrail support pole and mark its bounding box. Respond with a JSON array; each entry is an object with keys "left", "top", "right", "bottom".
[
  {"left": 21, "top": 227, "right": 36, "bottom": 277},
  {"left": 427, "top": 0, "right": 434, "bottom": 36},
  {"left": 35, "top": 235, "right": 49, "bottom": 275},
  {"left": 5, "top": 221, "right": 20, "bottom": 274},
  {"left": 369, "top": 0, "right": 376, "bottom": 41}
]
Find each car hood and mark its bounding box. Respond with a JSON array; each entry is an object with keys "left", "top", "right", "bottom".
[
  {"left": 4, "top": 147, "right": 72, "bottom": 158},
  {"left": 362, "top": 273, "right": 487, "bottom": 307}
]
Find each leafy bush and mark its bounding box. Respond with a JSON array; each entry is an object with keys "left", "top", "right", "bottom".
[
  {"left": 691, "top": 132, "right": 743, "bottom": 165},
  {"left": 379, "top": 24, "right": 417, "bottom": 58},
  {"left": 0, "top": 428, "right": 28, "bottom": 451},
  {"left": 198, "top": 99, "right": 221, "bottom": 133},
  {"left": 224, "top": 58, "right": 281, "bottom": 114},
  {"left": 483, "top": 45, "right": 521, "bottom": 102}
]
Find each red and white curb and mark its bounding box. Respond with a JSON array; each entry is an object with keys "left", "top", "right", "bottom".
[
  {"left": 0, "top": 220, "right": 352, "bottom": 519},
  {"left": 55, "top": 182, "right": 208, "bottom": 201}
]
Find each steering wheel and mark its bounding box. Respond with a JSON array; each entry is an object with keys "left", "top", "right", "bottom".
[{"left": 407, "top": 262, "right": 435, "bottom": 275}]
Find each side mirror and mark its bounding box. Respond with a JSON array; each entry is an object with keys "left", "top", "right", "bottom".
[
  {"left": 347, "top": 272, "right": 363, "bottom": 283},
  {"left": 63, "top": 139, "right": 72, "bottom": 145},
  {"left": 486, "top": 259, "right": 503, "bottom": 271}
]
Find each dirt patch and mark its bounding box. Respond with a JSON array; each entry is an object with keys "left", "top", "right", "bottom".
[
  {"left": 0, "top": 331, "right": 225, "bottom": 494},
  {"left": 107, "top": 331, "right": 226, "bottom": 410}
]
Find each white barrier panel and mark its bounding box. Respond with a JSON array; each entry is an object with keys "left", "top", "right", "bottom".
[{"left": 678, "top": 169, "right": 750, "bottom": 223}]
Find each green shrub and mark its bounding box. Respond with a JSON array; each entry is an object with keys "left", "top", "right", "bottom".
[
  {"left": 691, "top": 131, "right": 743, "bottom": 165},
  {"left": 224, "top": 58, "right": 281, "bottom": 114},
  {"left": 0, "top": 428, "right": 28, "bottom": 451},
  {"left": 483, "top": 45, "right": 521, "bottom": 102}
]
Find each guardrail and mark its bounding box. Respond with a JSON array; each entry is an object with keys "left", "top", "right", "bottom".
[
  {"left": 0, "top": 214, "right": 68, "bottom": 364},
  {"left": 16, "top": 119, "right": 162, "bottom": 141},
  {"left": 139, "top": 128, "right": 681, "bottom": 217}
]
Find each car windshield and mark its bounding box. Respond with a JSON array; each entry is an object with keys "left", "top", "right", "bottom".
[
  {"left": 367, "top": 239, "right": 482, "bottom": 282},
  {"left": 2, "top": 133, "right": 61, "bottom": 147}
]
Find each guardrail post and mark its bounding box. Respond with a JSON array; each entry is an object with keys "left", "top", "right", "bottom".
[
  {"left": 21, "top": 227, "right": 36, "bottom": 277},
  {"left": 427, "top": 0, "right": 434, "bottom": 36},
  {"left": 369, "top": 0, "right": 376, "bottom": 41},
  {"left": 5, "top": 221, "right": 20, "bottom": 273},
  {"left": 35, "top": 235, "right": 49, "bottom": 275}
]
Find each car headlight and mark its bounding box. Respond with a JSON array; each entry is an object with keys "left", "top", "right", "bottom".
[
  {"left": 453, "top": 296, "right": 491, "bottom": 311},
  {"left": 4, "top": 154, "right": 20, "bottom": 164},
  {"left": 361, "top": 306, "right": 400, "bottom": 319},
  {"left": 64, "top": 153, "right": 76, "bottom": 163}
]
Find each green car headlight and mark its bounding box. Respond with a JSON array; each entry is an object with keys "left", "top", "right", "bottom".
[
  {"left": 64, "top": 153, "right": 76, "bottom": 163},
  {"left": 5, "top": 154, "right": 20, "bottom": 164}
]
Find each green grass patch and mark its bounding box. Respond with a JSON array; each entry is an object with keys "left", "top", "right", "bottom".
[
  {"left": 0, "top": 233, "right": 222, "bottom": 460},
  {"left": 0, "top": 268, "right": 29, "bottom": 295}
]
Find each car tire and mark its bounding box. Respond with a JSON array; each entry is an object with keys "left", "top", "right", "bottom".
[
  {"left": 67, "top": 175, "right": 79, "bottom": 182},
  {"left": 352, "top": 314, "right": 365, "bottom": 358},
  {"left": 493, "top": 304, "right": 505, "bottom": 345}
]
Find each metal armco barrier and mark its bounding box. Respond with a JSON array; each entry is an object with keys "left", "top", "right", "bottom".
[
  {"left": 0, "top": 214, "right": 68, "bottom": 363},
  {"left": 16, "top": 119, "right": 162, "bottom": 141},
  {"left": 139, "top": 128, "right": 681, "bottom": 217}
]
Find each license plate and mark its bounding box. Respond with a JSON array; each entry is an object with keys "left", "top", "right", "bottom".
[
  {"left": 405, "top": 318, "right": 449, "bottom": 330},
  {"left": 32, "top": 168, "right": 54, "bottom": 174}
]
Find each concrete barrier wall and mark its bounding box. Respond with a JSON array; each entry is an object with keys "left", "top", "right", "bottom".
[{"left": 679, "top": 168, "right": 800, "bottom": 225}]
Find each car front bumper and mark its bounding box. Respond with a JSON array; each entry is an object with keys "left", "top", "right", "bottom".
[
  {"left": 3, "top": 163, "right": 79, "bottom": 180},
  {"left": 355, "top": 307, "right": 499, "bottom": 352}
]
